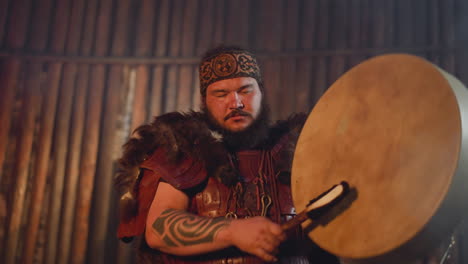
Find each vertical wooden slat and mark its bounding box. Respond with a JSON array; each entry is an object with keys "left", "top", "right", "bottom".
[
  {"left": 312, "top": 0, "right": 330, "bottom": 107},
  {"left": 316, "top": 0, "right": 330, "bottom": 50},
  {"left": 359, "top": 0, "right": 371, "bottom": 58},
  {"left": 396, "top": 0, "right": 413, "bottom": 48},
  {"left": 250, "top": 0, "right": 262, "bottom": 50},
  {"left": 429, "top": 0, "right": 441, "bottom": 65},
  {"left": 263, "top": 60, "right": 283, "bottom": 118},
  {"left": 56, "top": 1, "right": 99, "bottom": 263},
  {"left": 371, "top": 0, "right": 392, "bottom": 51},
  {"left": 134, "top": 0, "right": 156, "bottom": 58},
  {"left": 0, "top": 59, "right": 20, "bottom": 179},
  {"left": 279, "top": 56, "right": 297, "bottom": 117},
  {"left": 297, "top": 0, "right": 317, "bottom": 110},
  {"left": 87, "top": 63, "right": 122, "bottom": 264},
  {"left": 64, "top": 0, "right": 87, "bottom": 54},
  {"left": 280, "top": 0, "right": 299, "bottom": 118},
  {"left": 261, "top": 57, "right": 280, "bottom": 118},
  {"left": 176, "top": 67, "right": 193, "bottom": 112},
  {"left": 295, "top": 57, "right": 312, "bottom": 113},
  {"left": 165, "top": 66, "right": 179, "bottom": 112},
  {"left": 441, "top": 0, "right": 456, "bottom": 48},
  {"left": 348, "top": 0, "right": 362, "bottom": 68},
  {"left": 167, "top": 0, "right": 183, "bottom": 58},
  {"left": 79, "top": 0, "right": 99, "bottom": 56},
  {"left": 27, "top": 0, "right": 54, "bottom": 52},
  {"left": 441, "top": 0, "right": 456, "bottom": 73},
  {"left": 177, "top": 0, "right": 198, "bottom": 111},
  {"left": 372, "top": 0, "right": 385, "bottom": 49},
  {"left": 260, "top": 0, "right": 282, "bottom": 120},
  {"left": 71, "top": 64, "right": 106, "bottom": 264},
  {"left": 328, "top": 0, "right": 347, "bottom": 85},
  {"left": 48, "top": 0, "right": 72, "bottom": 54},
  {"left": 413, "top": 0, "right": 429, "bottom": 49},
  {"left": 109, "top": 0, "right": 131, "bottom": 56},
  {"left": 409, "top": 1, "right": 426, "bottom": 58},
  {"left": 56, "top": 64, "right": 89, "bottom": 264},
  {"left": 132, "top": 65, "right": 150, "bottom": 131},
  {"left": 212, "top": 0, "right": 226, "bottom": 45},
  {"left": 192, "top": 0, "right": 216, "bottom": 110},
  {"left": 165, "top": 0, "right": 184, "bottom": 113},
  {"left": 263, "top": 0, "right": 283, "bottom": 53},
  {"left": 150, "top": 65, "right": 165, "bottom": 118},
  {"left": 181, "top": 0, "right": 198, "bottom": 58},
  {"left": 225, "top": 0, "right": 249, "bottom": 46},
  {"left": 238, "top": 0, "right": 250, "bottom": 47},
  {"left": 93, "top": 0, "right": 113, "bottom": 57},
  {"left": 78, "top": 0, "right": 99, "bottom": 57},
  {"left": 283, "top": 0, "right": 299, "bottom": 53},
  {"left": 195, "top": 0, "right": 215, "bottom": 55},
  {"left": 192, "top": 67, "right": 201, "bottom": 110},
  {"left": 0, "top": 0, "right": 11, "bottom": 46},
  {"left": 21, "top": 63, "right": 62, "bottom": 264},
  {"left": 5, "top": 62, "right": 43, "bottom": 264},
  {"left": 149, "top": 0, "right": 171, "bottom": 118},
  {"left": 299, "top": 0, "right": 317, "bottom": 51},
  {"left": 45, "top": 63, "right": 78, "bottom": 264},
  {"left": 370, "top": 0, "right": 395, "bottom": 57},
  {"left": 385, "top": 0, "right": 395, "bottom": 51},
  {"left": 4, "top": 0, "right": 32, "bottom": 50},
  {"left": 0, "top": 58, "right": 21, "bottom": 260},
  {"left": 154, "top": 0, "right": 170, "bottom": 58},
  {"left": 35, "top": 187, "right": 51, "bottom": 264}
]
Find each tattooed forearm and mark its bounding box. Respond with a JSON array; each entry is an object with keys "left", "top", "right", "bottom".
[{"left": 152, "top": 209, "right": 231, "bottom": 247}]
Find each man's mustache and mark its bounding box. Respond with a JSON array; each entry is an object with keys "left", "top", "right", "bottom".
[{"left": 224, "top": 109, "right": 251, "bottom": 121}]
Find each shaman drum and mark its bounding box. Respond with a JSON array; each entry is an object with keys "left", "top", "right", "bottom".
[{"left": 292, "top": 54, "right": 468, "bottom": 264}]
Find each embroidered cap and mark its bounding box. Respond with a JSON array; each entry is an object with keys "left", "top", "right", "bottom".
[{"left": 199, "top": 48, "right": 262, "bottom": 96}]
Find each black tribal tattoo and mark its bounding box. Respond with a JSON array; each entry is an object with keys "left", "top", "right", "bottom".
[{"left": 152, "top": 209, "right": 231, "bottom": 247}]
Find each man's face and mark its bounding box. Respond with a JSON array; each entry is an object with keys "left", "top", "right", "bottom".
[{"left": 204, "top": 77, "right": 262, "bottom": 132}]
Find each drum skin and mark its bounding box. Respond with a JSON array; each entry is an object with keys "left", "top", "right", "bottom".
[{"left": 291, "top": 54, "right": 468, "bottom": 264}]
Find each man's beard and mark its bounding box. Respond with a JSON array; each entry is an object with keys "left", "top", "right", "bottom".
[{"left": 201, "top": 102, "right": 271, "bottom": 152}]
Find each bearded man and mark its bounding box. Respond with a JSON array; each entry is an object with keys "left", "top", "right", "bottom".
[{"left": 115, "top": 46, "right": 339, "bottom": 263}]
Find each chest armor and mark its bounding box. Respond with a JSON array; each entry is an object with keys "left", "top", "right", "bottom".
[{"left": 191, "top": 149, "right": 296, "bottom": 222}]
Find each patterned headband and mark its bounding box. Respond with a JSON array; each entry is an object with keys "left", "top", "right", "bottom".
[{"left": 199, "top": 51, "right": 262, "bottom": 96}]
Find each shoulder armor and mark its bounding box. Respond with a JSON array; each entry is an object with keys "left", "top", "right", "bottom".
[{"left": 141, "top": 147, "right": 207, "bottom": 190}]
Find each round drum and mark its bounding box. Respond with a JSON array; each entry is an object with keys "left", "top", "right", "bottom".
[{"left": 292, "top": 54, "right": 468, "bottom": 263}]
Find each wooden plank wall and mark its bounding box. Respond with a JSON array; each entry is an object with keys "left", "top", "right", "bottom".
[{"left": 0, "top": 0, "right": 467, "bottom": 263}]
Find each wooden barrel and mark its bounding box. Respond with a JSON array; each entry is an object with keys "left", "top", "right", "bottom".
[{"left": 292, "top": 54, "right": 468, "bottom": 264}]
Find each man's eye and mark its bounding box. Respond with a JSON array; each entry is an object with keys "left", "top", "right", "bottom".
[
  {"left": 215, "top": 93, "right": 227, "bottom": 97},
  {"left": 240, "top": 89, "right": 251, "bottom": 94}
]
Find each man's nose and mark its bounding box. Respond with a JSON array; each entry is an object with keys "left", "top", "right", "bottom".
[{"left": 229, "top": 92, "right": 244, "bottom": 109}]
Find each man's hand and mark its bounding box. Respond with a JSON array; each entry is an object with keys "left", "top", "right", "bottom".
[{"left": 218, "top": 216, "right": 286, "bottom": 262}]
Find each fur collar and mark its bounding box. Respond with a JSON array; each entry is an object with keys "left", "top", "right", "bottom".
[{"left": 115, "top": 111, "right": 307, "bottom": 199}]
